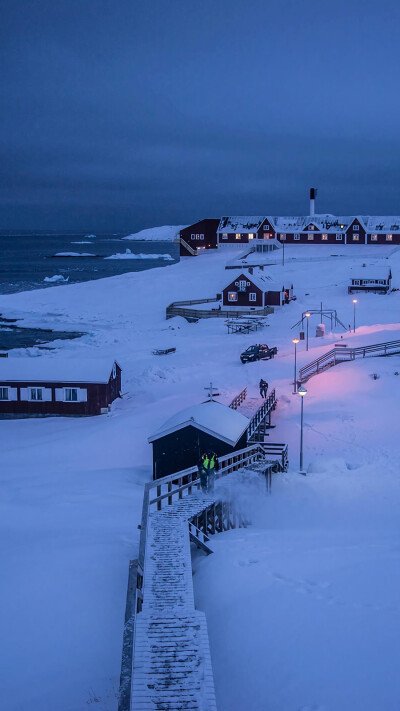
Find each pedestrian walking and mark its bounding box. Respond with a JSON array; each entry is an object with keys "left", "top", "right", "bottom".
[
  {"left": 259, "top": 378, "right": 265, "bottom": 398},
  {"left": 263, "top": 381, "right": 269, "bottom": 398},
  {"left": 198, "top": 450, "right": 220, "bottom": 493}
]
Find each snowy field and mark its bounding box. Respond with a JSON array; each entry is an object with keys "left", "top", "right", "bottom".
[{"left": 1, "top": 243, "right": 400, "bottom": 710}]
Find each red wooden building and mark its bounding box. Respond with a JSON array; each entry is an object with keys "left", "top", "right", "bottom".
[
  {"left": 0, "top": 359, "right": 122, "bottom": 416},
  {"left": 222, "top": 271, "right": 294, "bottom": 307},
  {"left": 178, "top": 219, "right": 220, "bottom": 255}
]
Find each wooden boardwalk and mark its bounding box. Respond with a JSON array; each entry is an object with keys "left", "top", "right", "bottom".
[
  {"left": 121, "top": 444, "right": 288, "bottom": 711},
  {"left": 130, "top": 493, "right": 221, "bottom": 710}
]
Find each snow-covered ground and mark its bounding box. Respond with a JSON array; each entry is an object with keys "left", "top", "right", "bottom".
[{"left": 1, "top": 243, "right": 400, "bottom": 710}]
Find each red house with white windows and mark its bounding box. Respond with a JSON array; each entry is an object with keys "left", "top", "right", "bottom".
[
  {"left": 222, "top": 271, "right": 294, "bottom": 308},
  {"left": 0, "top": 359, "right": 122, "bottom": 416}
]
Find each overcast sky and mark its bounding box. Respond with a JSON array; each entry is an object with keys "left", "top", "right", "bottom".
[{"left": 1, "top": 0, "right": 400, "bottom": 232}]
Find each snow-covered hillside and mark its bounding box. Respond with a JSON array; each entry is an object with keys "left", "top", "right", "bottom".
[
  {"left": 123, "top": 224, "right": 186, "bottom": 241},
  {"left": 1, "top": 243, "right": 400, "bottom": 710}
]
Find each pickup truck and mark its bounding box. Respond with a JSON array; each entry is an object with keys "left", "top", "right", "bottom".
[{"left": 240, "top": 344, "right": 278, "bottom": 364}]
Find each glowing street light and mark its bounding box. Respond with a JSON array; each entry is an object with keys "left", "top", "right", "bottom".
[
  {"left": 352, "top": 299, "right": 358, "bottom": 333},
  {"left": 292, "top": 337, "right": 299, "bottom": 393},
  {"left": 305, "top": 312, "right": 311, "bottom": 351},
  {"left": 298, "top": 383, "right": 307, "bottom": 474}
]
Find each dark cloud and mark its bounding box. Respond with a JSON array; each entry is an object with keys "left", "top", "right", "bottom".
[{"left": 1, "top": 0, "right": 400, "bottom": 231}]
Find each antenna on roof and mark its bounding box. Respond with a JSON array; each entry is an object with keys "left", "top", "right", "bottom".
[
  {"left": 204, "top": 382, "right": 219, "bottom": 401},
  {"left": 310, "top": 187, "right": 318, "bottom": 217}
]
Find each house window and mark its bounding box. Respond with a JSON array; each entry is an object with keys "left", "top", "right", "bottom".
[
  {"left": 308, "top": 234, "right": 314, "bottom": 240},
  {"left": 264, "top": 224, "right": 269, "bottom": 230},
  {"left": 371, "top": 234, "right": 378, "bottom": 241},
  {"left": 248, "top": 233, "right": 254, "bottom": 239},
  {"left": 238, "top": 280, "right": 247, "bottom": 291},
  {"left": 353, "top": 234, "right": 359, "bottom": 241},
  {"left": 353, "top": 224, "right": 359, "bottom": 230},
  {"left": 191, "top": 234, "right": 195, "bottom": 240},
  {"left": 249, "top": 293, "right": 257, "bottom": 302},
  {"left": 228, "top": 292, "right": 238, "bottom": 302},
  {"left": 322, "top": 234, "right": 328, "bottom": 240},
  {"left": 30, "top": 388, "right": 43, "bottom": 401},
  {"left": 195, "top": 234, "right": 200, "bottom": 240},
  {"left": 112, "top": 363, "right": 117, "bottom": 379},
  {"left": 353, "top": 280, "right": 360, "bottom": 286},
  {"left": 65, "top": 388, "right": 78, "bottom": 402},
  {"left": 280, "top": 234, "right": 286, "bottom": 240},
  {"left": 222, "top": 233, "right": 228, "bottom": 239},
  {"left": 294, "top": 234, "right": 300, "bottom": 240},
  {"left": 200, "top": 234, "right": 204, "bottom": 240},
  {"left": 336, "top": 234, "right": 342, "bottom": 240},
  {"left": 387, "top": 234, "right": 393, "bottom": 241},
  {"left": 309, "top": 225, "right": 314, "bottom": 230},
  {"left": 0, "top": 387, "right": 8, "bottom": 400},
  {"left": 236, "top": 233, "right": 241, "bottom": 239}
]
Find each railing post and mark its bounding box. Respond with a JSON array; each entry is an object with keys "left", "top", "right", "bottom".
[
  {"left": 168, "top": 481, "right": 172, "bottom": 506},
  {"left": 157, "top": 485, "right": 162, "bottom": 511}
]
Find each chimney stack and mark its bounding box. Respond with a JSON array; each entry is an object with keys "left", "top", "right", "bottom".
[{"left": 310, "top": 187, "right": 317, "bottom": 217}]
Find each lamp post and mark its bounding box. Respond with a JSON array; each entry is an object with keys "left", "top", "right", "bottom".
[
  {"left": 292, "top": 337, "right": 299, "bottom": 393},
  {"left": 305, "top": 312, "right": 311, "bottom": 351},
  {"left": 352, "top": 299, "right": 357, "bottom": 333},
  {"left": 298, "top": 384, "right": 307, "bottom": 474}
]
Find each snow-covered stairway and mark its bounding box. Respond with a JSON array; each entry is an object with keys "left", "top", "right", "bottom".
[
  {"left": 125, "top": 444, "right": 277, "bottom": 711},
  {"left": 130, "top": 493, "right": 219, "bottom": 710}
]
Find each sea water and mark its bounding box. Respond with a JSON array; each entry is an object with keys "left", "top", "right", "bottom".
[{"left": 0, "top": 232, "right": 179, "bottom": 295}]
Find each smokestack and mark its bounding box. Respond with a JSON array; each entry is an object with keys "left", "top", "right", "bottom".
[{"left": 309, "top": 187, "right": 317, "bottom": 217}]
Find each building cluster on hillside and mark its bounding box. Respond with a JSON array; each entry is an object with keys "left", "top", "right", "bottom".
[{"left": 178, "top": 189, "right": 400, "bottom": 255}]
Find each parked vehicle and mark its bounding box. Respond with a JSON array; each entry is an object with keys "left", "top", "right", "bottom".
[{"left": 240, "top": 344, "right": 278, "bottom": 363}]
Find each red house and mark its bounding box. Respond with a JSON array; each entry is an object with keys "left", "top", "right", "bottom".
[
  {"left": 222, "top": 271, "right": 293, "bottom": 307},
  {"left": 0, "top": 359, "right": 122, "bottom": 416},
  {"left": 178, "top": 219, "right": 220, "bottom": 255}
]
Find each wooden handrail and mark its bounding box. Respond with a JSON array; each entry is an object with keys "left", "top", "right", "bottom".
[{"left": 299, "top": 339, "right": 400, "bottom": 381}]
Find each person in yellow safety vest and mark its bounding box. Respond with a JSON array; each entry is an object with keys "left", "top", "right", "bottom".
[{"left": 198, "top": 450, "right": 220, "bottom": 493}]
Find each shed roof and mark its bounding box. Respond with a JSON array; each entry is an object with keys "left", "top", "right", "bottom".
[
  {"left": 148, "top": 399, "right": 249, "bottom": 446},
  {"left": 350, "top": 265, "right": 392, "bottom": 280},
  {"left": 0, "top": 358, "right": 120, "bottom": 384},
  {"left": 218, "top": 216, "right": 265, "bottom": 233}
]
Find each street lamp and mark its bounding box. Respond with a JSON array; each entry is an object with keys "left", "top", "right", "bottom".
[
  {"left": 305, "top": 312, "right": 311, "bottom": 351},
  {"left": 352, "top": 299, "right": 358, "bottom": 333},
  {"left": 298, "top": 384, "right": 307, "bottom": 475},
  {"left": 292, "top": 338, "right": 299, "bottom": 393}
]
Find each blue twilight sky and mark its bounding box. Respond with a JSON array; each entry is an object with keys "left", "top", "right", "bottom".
[{"left": 1, "top": 0, "right": 400, "bottom": 232}]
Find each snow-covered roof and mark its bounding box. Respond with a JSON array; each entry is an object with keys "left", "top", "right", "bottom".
[
  {"left": 364, "top": 217, "right": 400, "bottom": 233},
  {"left": 224, "top": 270, "right": 284, "bottom": 292},
  {"left": 272, "top": 214, "right": 356, "bottom": 233},
  {"left": 0, "top": 358, "right": 120, "bottom": 384},
  {"left": 350, "top": 265, "right": 392, "bottom": 280},
  {"left": 218, "top": 216, "right": 265, "bottom": 234},
  {"left": 148, "top": 399, "right": 250, "bottom": 446}
]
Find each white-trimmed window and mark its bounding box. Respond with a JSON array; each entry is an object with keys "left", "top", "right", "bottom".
[
  {"left": 236, "top": 233, "right": 241, "bottom": 240},
  {"left": 112, "top": 363, "right": 117, "bottom": 379},
  {"left": 353, "top": 234, "right": 359, "bottom": 241},
  {"left": 248, "top": 233, "right": 254, "bottom": 239},
  {"left": 280, "top": 233, "right": 286, "bottom": 240},
  {"left": 228, "top": 292, "right": 238, "bottom": 302},
  {"left": 238, "top": 280, "right": 247, "bottom": 291},
  {"left": 249, "top": 293, "right": 257, "bottom": 302},
  {"left": 353, "top": 279, "right": 360, "bottom": 286},
  {"left": 308, "top": 234, "right": 314, "bottom": 241},
  {"left": 195, "top": 234, "right": 199, "bottom": 240},
  {"left": 200, "top": 234, "right": 204, "bottom": 240},
  {"left": 294, "top": 234, "right": 300, "bottom": 240},
  {"left": 0, "top": 387, "right": 8, "bottom": 401},
  {"left": 29, "top": 387, "right": 43, "bottom": 401},
  {"left": 191, "top": 234, "right": 195, "bottom": 240},
  {"left": 336, "top": 234, "right": 342, "bottom": 240},
  {"left": 65, "top": 388, "right": 78, "bottom": 402},
  {"left": 353, "top": 224, "right": 359, "bottom": 230},
  {"left": 309, "top": 225, "right": 314, "bottom": 230},
  {"left": 222, "top": 233, "right": 228, "bottom": 239},
  {"left": 264, "top": 224, "right": 269, "bottom": 230},
  {"left": 387, "top": 234, "right": 393, "bottom": 241},
  {"left": 322, "top": 234, "right": 328, "bottom": 240},
  {"left": 371, "top": 234, "right": 378, "bottom": 241}
]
